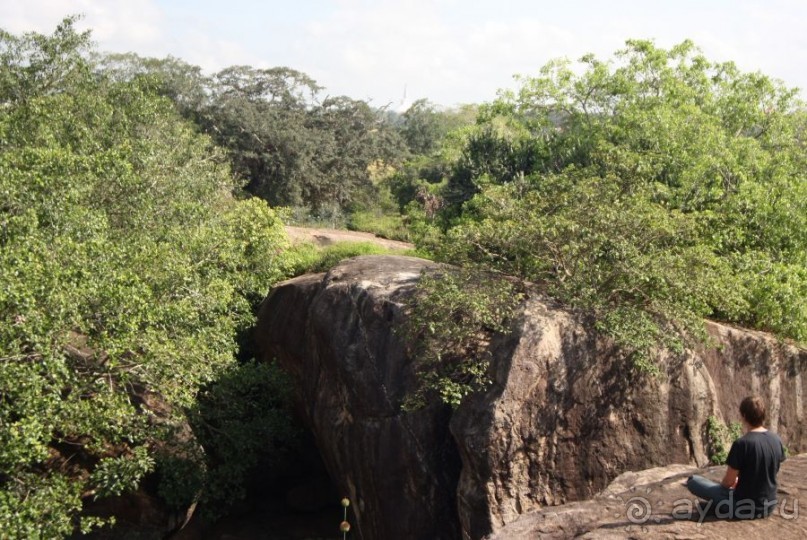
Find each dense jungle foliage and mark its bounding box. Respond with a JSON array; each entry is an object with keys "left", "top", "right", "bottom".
[
  {"left": 1, "top": 15, "right": 805, "bottom": 538},
  {"left": 1, "top": 19, "right": 297, "bottom": 537},
  {"left": 95, "top": 53, "right": 477, "bottom": 237},
  {"left": 406, "top": 40, "right": 807, "bottom": 387}
]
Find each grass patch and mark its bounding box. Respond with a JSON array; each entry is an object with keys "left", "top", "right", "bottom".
[
  {"left": 285, "top": 241, "right": 417, "bottom": 277},
  {"left": 347, "top": 210, "right": 412, "bottom": 242}
]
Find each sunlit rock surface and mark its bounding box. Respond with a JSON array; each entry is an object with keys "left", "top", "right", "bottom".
[{"left": 487, "top": 455, "right": 807, "bottom": 539}]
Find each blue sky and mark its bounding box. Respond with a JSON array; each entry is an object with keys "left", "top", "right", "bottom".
[{"left": 2, "top": 1, "right": 805, "bottom": 108}]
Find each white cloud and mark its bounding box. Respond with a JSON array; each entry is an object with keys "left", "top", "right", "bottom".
[
  {"left": 0, "top": 0, "right": 164, "bottom": 49},
  {"left": 292, "top": 2, "right": 590, "bottom": 106},
  {"left": 0, "top": 0, "right": 265, "bottom": 75},
  {"left": 178, "top": 31, "right": 265, "bottom": 74},
  {"left": 3, "top": 0, "right": 805, "bottom": 105},
  {"left": 0, "top": 0, "right": 86, "bottom": 34},
  {"left": 83, "top": 2, "right": 163, "bottom": 47}
]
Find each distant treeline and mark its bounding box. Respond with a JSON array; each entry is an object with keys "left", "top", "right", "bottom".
[{"left": 95, "top": 51, "right": 477, "bottom": 223}]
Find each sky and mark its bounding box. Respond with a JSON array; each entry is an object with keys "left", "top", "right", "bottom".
[{"left": 2, "top": 0, "right": 806, "bottom": 109}]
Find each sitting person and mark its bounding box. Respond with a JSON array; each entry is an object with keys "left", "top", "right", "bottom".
[{"left": 686, "top": 395, "right": 786, "bottom": 519}]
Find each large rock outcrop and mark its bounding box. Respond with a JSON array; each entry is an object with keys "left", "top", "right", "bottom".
[
  {"left": 450, "top": 287, "right": 807, "bottom": 538},
  {"left": 255, "top": 255, "right": 807, "bottom": 540},
  {"left": 257, "top": 256, "right": 461, "bottom": 540}
]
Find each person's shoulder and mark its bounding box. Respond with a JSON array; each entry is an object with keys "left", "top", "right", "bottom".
[
  {"left": 728, "top": 432, "right": 753, "bottom": 455},
  {"left": 759, "top": 430, "right": 782, "bottom": 442},
  {"left": 731, "top": 432, "right": 753, "bottom": 449},
  {"left": 734, "top": 430, "right": 774, "bottom": 443},
  {"left": 761, "top": 431, "right": 787, "bottom": 460},
  {"left": 746, "top": 430, "right": 784, "bottom": 447}
]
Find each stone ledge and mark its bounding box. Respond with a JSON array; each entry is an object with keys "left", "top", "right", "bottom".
[{"left": 487, "top": 454, "right": 807, "bottom": 539}]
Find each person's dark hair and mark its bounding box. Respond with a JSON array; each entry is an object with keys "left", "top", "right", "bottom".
[{"left": 739, "top": 396, "right": 766, "bottom": 427}]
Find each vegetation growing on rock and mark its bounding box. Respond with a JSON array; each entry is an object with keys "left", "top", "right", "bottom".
[
  {"left": 408, "top": 40, "right": 807, "bottom": 378},
  {"left": 402, "top": 268, "right": 523, "bottom": 408}
]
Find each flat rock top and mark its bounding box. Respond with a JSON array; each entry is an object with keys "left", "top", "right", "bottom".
[
  {"left": 277, "top": 254, "right": 439, "bottom": 299},
  {"left": 488, "top": 454, "right": 807, "bottom": 539}
]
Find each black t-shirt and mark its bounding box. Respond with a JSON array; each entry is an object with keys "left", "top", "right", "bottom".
[{"left": 726, "top": 430, "right": 786, "bottom": 513}]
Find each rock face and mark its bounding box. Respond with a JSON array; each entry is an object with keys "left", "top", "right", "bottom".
[
  {"left": 257, "top": 256, "right": 461, "bottom": 540},
  {"left": 450, "top": 290, "right": 807, "bottom": 538},
  {"left": 487, "top": 454, "right": 807, "bottom": 539},
  {"left": 255, "top": 255, "right": 807, "bottom": 540}
]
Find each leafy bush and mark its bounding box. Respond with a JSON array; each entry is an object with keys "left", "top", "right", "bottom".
[
  {"left": 429, "top": 173, "right": 746, "bottom": 371},
  {"left": 347, "top": 210, "right": 412, "bottom": 242},
  {"left": 402, "top": 268, "right": 523, "bottom": 408},
  {"left": 0, "top": 18, "right": 292, "bottom": 536},
  {"left": 707, "top": 416, "right": 743, "bottom": 465},
  {"left": 181, "top": 361, "right": 299, "bottom": 521}
]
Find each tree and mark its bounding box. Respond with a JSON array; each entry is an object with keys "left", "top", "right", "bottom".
[
  {"left": 93, "top": 52, "right": 211, "bottom": 120},
  {"left": 399, "top": 99, "right": 478, "bottom": 155},
  {"left": 92, "top": 53, "right": 411, "bottom": 219},
  {"left": 305, "top": 95, "right": 406, "bottom": 212},
  {"left": 0, "top": 15, "right": 93, "bottom": 102},
  {"left": 201, "top": 66, "right": 316, "bottom": 206},
  {"left": 1, "top": 18, "right": 293, "bottom": 536},
  {"left": 385, "top": 102, "right": 479, "bottom": 213},
  {"left": 422, "top": 40, "right": 806, "bottom": 371},
  {"left": 399, "top": 99, "right": 444, "bottom": 154}
]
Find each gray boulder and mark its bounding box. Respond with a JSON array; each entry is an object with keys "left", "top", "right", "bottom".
[{"left": 256, "top": 255, "right": 807, "bottom": 539}]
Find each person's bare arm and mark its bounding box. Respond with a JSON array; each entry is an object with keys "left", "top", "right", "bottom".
[{"left": 721, "top": 466, "right": 739, "bottom": 489}]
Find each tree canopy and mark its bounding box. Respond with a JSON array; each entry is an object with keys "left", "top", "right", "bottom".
[
  {"left": 97, "top": 53, "right": 409, "bottom": 220},
  {"left": 413, "top": 39, "right": 806, "bottom": 376},
  {"left": 0, "top": 17, "right": 294, "bottom": 536},
  {"left": 2, "top": 16, "right": 806, "bottom": 535}
]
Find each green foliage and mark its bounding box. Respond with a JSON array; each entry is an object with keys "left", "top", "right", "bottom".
[
  {"left": 399, "top": 99, "right": 444, "bottom": 154},
  {"left": 282, "top": 204, "right": 350, "bottom": 230},
  {"left": 346, "top": 161, "right": 414, "bottom": 241},
  {"left": 732, "top": 254, "right": 807, "bottom": 341},
  {"left": 285, "top": 241, "right": 415, "bottom": 277},
  {"left": 0, "top": 15, "right": 93, "bottom": 102},
  {"left": 347, "top": 210, "right": 411, "bottom": 242},
  {"left": 431, "top": 173, "right": 747, "bottom": 369},
  {"left": 90, "top": 447, "right": 155, "bottom": 500},
  {"left": 185, "top": 361, "right": 299, "bottom": 520},
  {"left": 398, "top": 100, "right": 477, "bottom": 155},
  {"left": 402, "top": 269, "right": 523, "bottom": 408},
  {"left": 418, "top": 40, "right": 807, "bottom": 371},
  {"left": 153, "top": 448, "right": 206, "bottom": 512},
  {"left": 155, "top": 362, "right": 301, "bottom": 522},
  {"left": 707, "top": 416, "right": 743, "bottom": 465},
  {"left": 0, "top": 472, "right": 85, "bottom": 538},
  {"left": 96, "top": 55, "right": 409, "bottom": 214},
  {"left": 0, "top": 18, "right": 294, "bottom": 536},
  {"left": 386, "top": 105, "right": 477, "bottom": 220}
]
